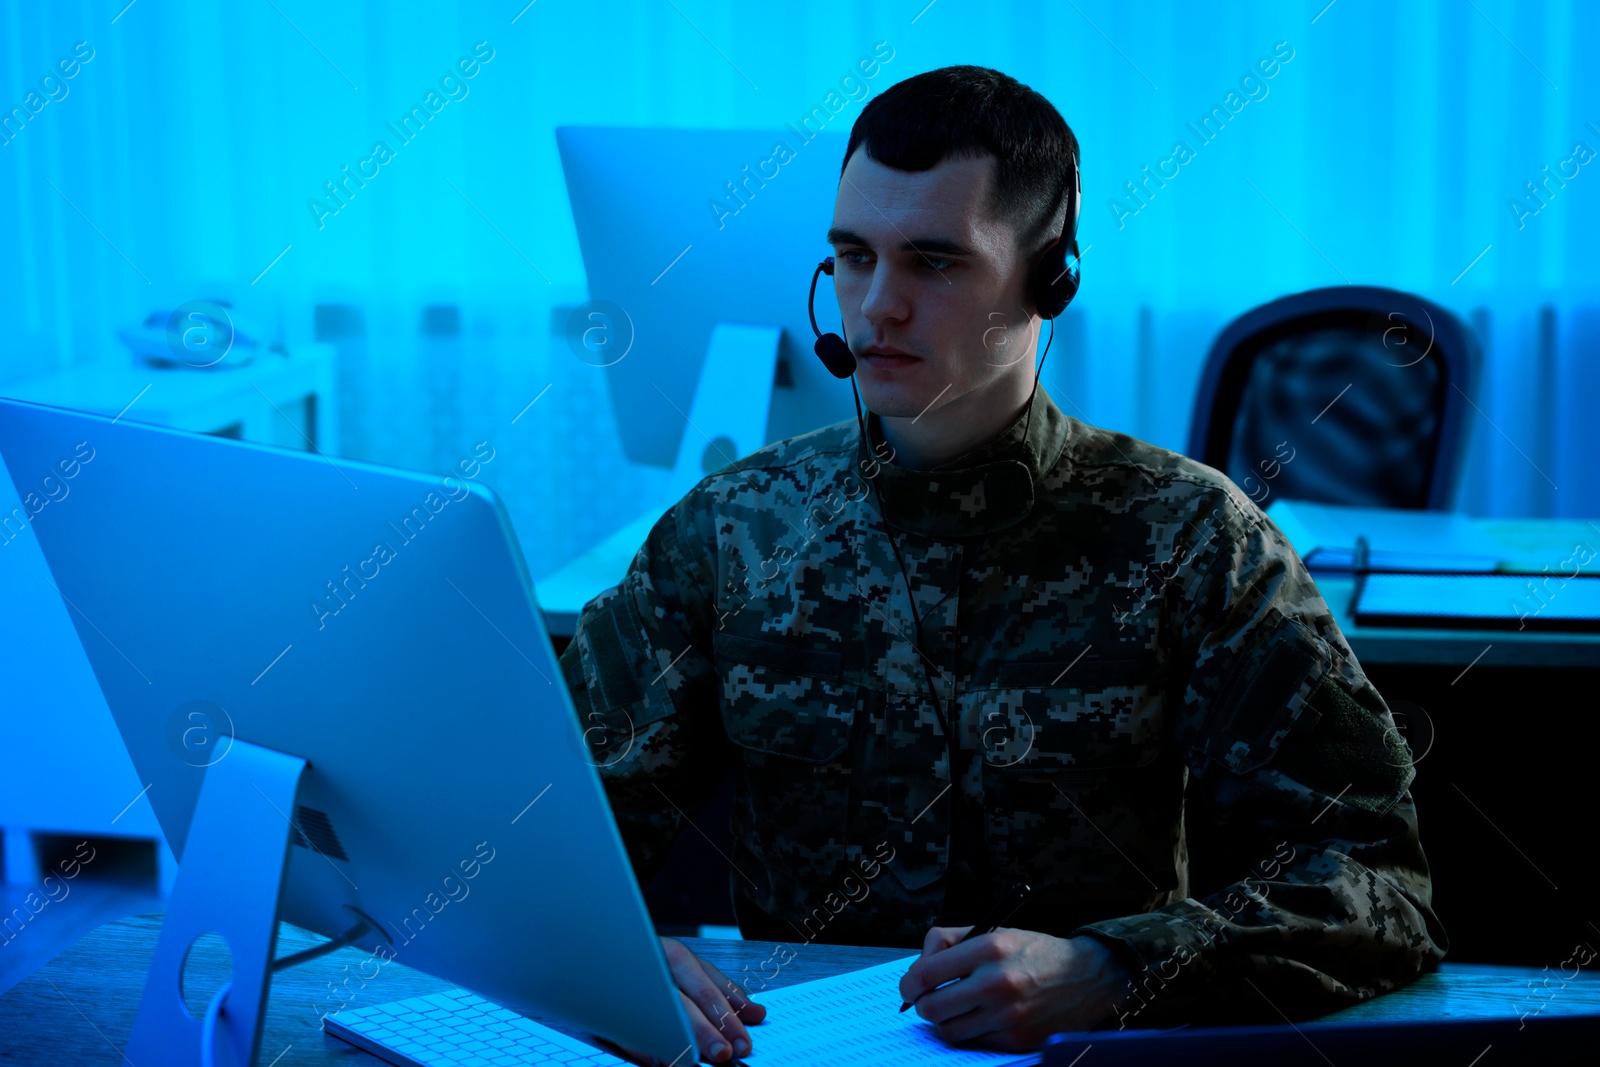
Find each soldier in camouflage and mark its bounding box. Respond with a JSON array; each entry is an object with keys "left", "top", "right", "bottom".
[{"left": 559, "top": 65, "right": 1447, "bottom": 1060}]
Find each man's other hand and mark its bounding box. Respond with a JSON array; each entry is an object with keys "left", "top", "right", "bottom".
[
  {"left": 897, "top": 926, "right": 1133, "bottom": 1051},
  {"left": 660, "top": 935, "right": 767, "bottom": 1063}
]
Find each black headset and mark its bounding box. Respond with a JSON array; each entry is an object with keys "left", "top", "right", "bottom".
[{"left": 807, "top": 156, "right": 1081, "bottom": 380}]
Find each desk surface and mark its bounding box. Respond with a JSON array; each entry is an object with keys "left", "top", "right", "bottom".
[{"left": 3, "top": 913, "right": 1598, "bottom": 1064}]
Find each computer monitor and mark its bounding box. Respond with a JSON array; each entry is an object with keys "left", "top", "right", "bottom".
[
  {"left": 0, "top": 397, "right": 697, "bottom": 1067},
  {"left": 556, "top": 125, "right": 857, "bottom": 469}
]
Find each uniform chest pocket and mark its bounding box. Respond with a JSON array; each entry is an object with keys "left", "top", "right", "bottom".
[
  {"left": 713, "top": 632, "right": 862, "bottom": 881},
  {"left": 978, "top": 657, "right": 1167, "bottom": 778},
  {"left": 978, "top": 657, "right": 1181, "bottom": 897},
  {"left": 713, "top": 631, "right": 855, "bottom": 763}
]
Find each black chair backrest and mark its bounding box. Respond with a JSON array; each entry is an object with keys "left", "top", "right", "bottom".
[{"left": 1186, "top": 286, "right": 1479, "bottom": 511}]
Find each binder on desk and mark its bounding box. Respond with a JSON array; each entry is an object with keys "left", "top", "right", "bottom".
[
  {"left": 1351, "top": 572, "right": 1600, "bottom": 632},
  {"left": 1264, "top": 501, "right": 1600, "bottom": 630}
]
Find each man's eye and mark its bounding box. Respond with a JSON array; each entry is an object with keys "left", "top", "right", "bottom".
[
  {"left": 840, "top": 250, "right": 871, "bottom": 267},
  {"left": 919, "top": 256, "right": 953, "bottom": 273}
]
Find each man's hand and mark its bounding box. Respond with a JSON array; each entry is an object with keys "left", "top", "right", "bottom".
[
  {"left": 897, "top": 927, "right": 1134, "bottom": 1051},
  {"left": 660, "top": 935, "right": 767, "bottom": 1063}
]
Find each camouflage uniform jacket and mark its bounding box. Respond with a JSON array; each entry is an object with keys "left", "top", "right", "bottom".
[{"left": 557, "top": 385, "right": 1449, "bottom": 1025}]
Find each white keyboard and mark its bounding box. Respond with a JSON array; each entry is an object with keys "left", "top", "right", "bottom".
[{"left": 323, "top": 988, "right": 636, "bottom": 1067}]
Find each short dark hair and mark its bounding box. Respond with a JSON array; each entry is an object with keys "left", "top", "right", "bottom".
[{"left": 841, "top": 65, "right": 1079, "bottom": 260}]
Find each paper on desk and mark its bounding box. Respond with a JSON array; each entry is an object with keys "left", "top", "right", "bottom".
[
  {"left": 741, "top": 955, "right": 1042, "bottom": 1067},
  {"left": 1264, "top": 500, "right": 1504, "bottom": 573}
]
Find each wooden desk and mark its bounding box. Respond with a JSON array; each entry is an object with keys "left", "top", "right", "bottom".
[{"left": 3, "top": 913, "right": 1597, "bottom": 1064}]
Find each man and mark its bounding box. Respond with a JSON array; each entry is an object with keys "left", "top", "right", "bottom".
[{"left": 558, "top": 65, "right": 1447, "bottom": 1061}]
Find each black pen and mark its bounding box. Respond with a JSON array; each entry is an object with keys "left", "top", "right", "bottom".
[{"left": 898, "top": 882, "right": 1032, "bottom": 1012}]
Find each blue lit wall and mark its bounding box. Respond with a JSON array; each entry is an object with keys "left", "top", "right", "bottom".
[{"left": 3, "top": 0, "right": 1597, "bottom": 579}]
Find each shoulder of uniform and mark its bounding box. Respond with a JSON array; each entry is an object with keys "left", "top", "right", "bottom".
[
  {"left": 663, "top": 419, "right": 858, "bottom": 548},
  {"left": 1052, "top": 416, "right": 1267, "bottom": 533}
]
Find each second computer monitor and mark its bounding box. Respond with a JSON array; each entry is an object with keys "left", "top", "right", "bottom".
[{"left": 558, "top": 125, "right": 857, "bottom": 469}]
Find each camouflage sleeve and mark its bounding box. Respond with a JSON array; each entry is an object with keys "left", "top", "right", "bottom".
[
  {"left": 556, "top": 489, "right": 732, "bottom": 893},
  {"left": 1072, "top": 488, "right": 1450, "bottom": 1027}
]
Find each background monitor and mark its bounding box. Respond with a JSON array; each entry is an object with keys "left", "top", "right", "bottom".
[{"left": 557, "top": 125, "right": 859, "bottom": 468}]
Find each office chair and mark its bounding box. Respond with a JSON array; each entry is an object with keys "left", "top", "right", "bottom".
[{"left": 1186, "top": 286, "right": 1480, "bottom": 511}]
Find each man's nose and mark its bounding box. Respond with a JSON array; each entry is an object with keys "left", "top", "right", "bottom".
[{"left": 860, "top": 264, "right": 910, "bottom": 326}]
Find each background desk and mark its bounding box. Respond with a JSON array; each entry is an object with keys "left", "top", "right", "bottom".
[
  {"left": 0, "top": 346, "right": 339, "bottom": 455},
  {"left": 1285, "top": 514, "right": 1600, "bottom": 668},
  {"left": 1304, "top": 520, "right": 1600, "bottom": 968},
  {"left": 2, "top": 913, "right": 1597, "bottom": 1064}
]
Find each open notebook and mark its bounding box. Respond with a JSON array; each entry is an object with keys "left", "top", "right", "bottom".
[{"left": 739, "top": 955, "right": 1043, "bottom": 1067}]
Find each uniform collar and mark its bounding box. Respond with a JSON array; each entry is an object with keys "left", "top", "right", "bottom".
[{"left": 856, "top": 386, "right": 1072, "bottom": 538}]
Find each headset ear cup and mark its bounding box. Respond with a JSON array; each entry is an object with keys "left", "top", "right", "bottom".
[
  {"left": 1031, "top": 237, "right": 1080, "bottom": 320},
  {"left": 1033, "top": 157, "right": 1082, "bottom": 320}
]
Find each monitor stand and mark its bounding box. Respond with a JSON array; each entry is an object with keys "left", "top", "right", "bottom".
[{"left": 125, "top": 738, "right": 307, "bottom": 1067}]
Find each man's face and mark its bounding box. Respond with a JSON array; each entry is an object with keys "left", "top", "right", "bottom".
[{"left": 826, "top": 150, "right": 1039, "bottom": 421}]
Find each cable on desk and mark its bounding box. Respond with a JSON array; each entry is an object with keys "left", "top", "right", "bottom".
[
  {"left": 197, "top": 916, "right": 375, "bottom": 1064},
  {"left": 201, "top": 981, "right": 231, "bottom": 1067}
]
